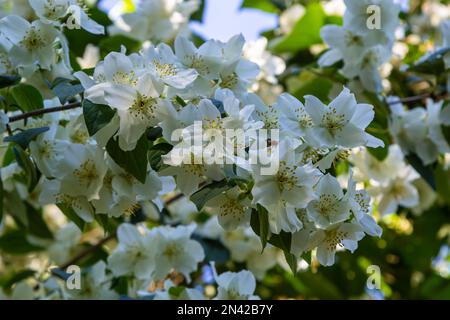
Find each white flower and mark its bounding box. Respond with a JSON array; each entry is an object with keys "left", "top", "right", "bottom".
[
  {"left": 252, "top": 139, "right": 322, "bottom": 233},
  {"left": 107, "top": 223, "right": 154, "bottom": 280},
  {"left": 65, "top": 261, "right": 118, "bottom": 300},
  {"left": 344, "top": 0, "right": 400, "bottom": 38},
  {"left": 304, "top": 87, "right": 384, "bottom": 148},
  {"left": 277, "top": 93, "right": 313, "bottom": 140},
  {"left": 53, "top": 143, "right": 107, "bottom": 201},
  {"left": 108, "top": 0, "right": 199, "bottom": 43},
  {"left": 104, "top": 73, "right": 163, "bottom": 151},
  {"left": 150, "top": 224, "right": 204, "bottom": 282},
  {"left": 206, "top": 187, "right": 252, "bottom": 230},
  {"left": 389, "top": 99, "right": 450, "bottom": 165},
  {"left": 144, "top": 43, "right": 198, "bottom": 89},
  {"left": 174, "top": 35, "right": 223, "bottom": 81},
  {"left": 29, "top": 124, "right": 69, "bottom": 178},
  {"left": 39, "top": 178, "right": 95, "bottom": 222},
  {"left": 48, "top": 222, "right": 81, "bottom": 264},
  {"left": 307, "top": 174, "right": 351, "bottom": 229},
  {"left": 309, "top": 222, "right": 365, "bottom": 266},
  {"left": 213, "top": 269, "right": 260, "bottom": 300},
  {"left": 29, "top": 0, "right": 104, "bottom": 34},
  {"left": 0, "top": 15, "right": 58, "bottom": 70},
  {"left": 243, "top": 37, "right": 286, "bottom": 86}
]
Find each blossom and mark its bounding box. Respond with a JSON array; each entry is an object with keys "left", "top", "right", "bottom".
[
  {"left": 304, "top": 87, "right": 384, "bottom": 148},
  {"left": 149, "top": 224, "right": 205, "bottom": 282},
  {"left": 0, "top": 15, "right": 58, "bottom": 71},
  {"left": 309, "top": 222, "right": 365, "bottom": 266},
  {"left": 213, "top": 269, "right": 260, "bottom": 300},
  {"left": 252, "top": 139, "right": 322, "bottom": 233},
  {"left": 29, "top": 0, "right": 104, "bottom": 34},
  {"left": 48, "top": 222, "right": 81, "bottom": 264},
  {"left": 307, "top": 174, "right": 351, "bottom": 229},
  {"left": 107, "top": 223, "right": 155, "bottom": 279}
]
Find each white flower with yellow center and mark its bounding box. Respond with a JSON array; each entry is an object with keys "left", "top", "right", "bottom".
[
  {"left": 206, "top": 187, "right": 252, "bottom": 230},
  {"left": 213, "top": 268, "right": 260, "bottom": 300},
  {"left": 307, "top": 174, "right": 351, "bottom": 229},
  {"left": 53, "top": 143, "right": 107, "bottom": 201},
  {"left": 0, "top": 15, "right": 58, "bottom": 70},
  {"left": 305, "top": 87, "right": 384, "bottom": 148},
  {"left": 104, "top": 73, "right": 163, "bottom": 151},
  {"left": 29, "top": 0, "right": 104, "bottom": 34},
  {"left": 149, "top": 224, "right": 205, "bottom": 282},
  {"left": 309, "top": 222, "right": 365, "bottom": 266},
  {"left": 252, "top": 139, "right": 322, "bottom": 233}
]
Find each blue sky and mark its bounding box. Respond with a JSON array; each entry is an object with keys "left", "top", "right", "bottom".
[
  {"left": 190, "top": 0, "right": 278, "bottom": 41},
  {"left": 99, "top": 0, "right": 278, "bottom": 42}
]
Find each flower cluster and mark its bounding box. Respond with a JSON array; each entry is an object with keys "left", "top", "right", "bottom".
[{"left": 319, "top": 0, "right": 401, "bottom": 92}]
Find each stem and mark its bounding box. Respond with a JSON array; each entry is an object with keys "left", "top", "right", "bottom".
[
  {"left": 8, "top": 102, "right": 82, "bottom": 123},
  {"left": 57, "top": 233, "right": 116, "bottom": 271},
  {"left": 387, "top": 92, "right": 449, "bottom": 105}
]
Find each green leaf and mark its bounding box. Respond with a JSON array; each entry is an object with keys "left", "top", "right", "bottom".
[
  {"left": 57, "top": 204, "right": 86, "bottom": 231},
  {"left": 4, "top": 127, "right": 49, "bottom": 149},
  {"left": 51, "top": 78, "right": 83, "bottom": 103},
  {"left": 11, "top": 83, "right": 44, "bottom": 111},
  {"left": 190, "top": 179, "right": 229, "bottom": 210},
  {"left": 147, "top": 142, "right": 173, "bottom": 171},
  {"left": 0, "top": 230, "right": 44, "bottom": 254},
  {"left": 168, "top": 286, "right": 186, "bottom": 298},
  {"left": 0, "top": 74, "right": 21, "bottom": 89},
  {"left": 287, "top": 70, "right": 334, "bottom": 102},
  {"left": 83, "top": 99, "right": 116, "bottom": 136},
  {"left": 98, "top": 35, "right": 141, "bottom": 59},
  {"left": 405, "top": 154, "right": 436, "bottom": 190},
  {"left": 192, "top": 234, "right": 230, "bottom": 264},
  {"left": 13, "top": 145, "right": 38, "bottom": 192},
  {"left": 435, "top": 164, "right": 450, "bottom": 206},
  {"left": 284, "top": 251, "right": 298, "bottom": 275},
  {"left": 409, "top": 47, "right": 450, "bottom": 74},
  {"left": 242, "top": 0, "right": 279, "bottom": 13},
  {"left": 0, "top": 171, "right": 3, "bottom": 224},
  {"left": 106, "top": 134, "right": 149, "bottom": 184},
  {"left": 250, "top": 205, "right": 270, "bottom": 251},
  {"left": 25, "top": 204, "right": 53, "bottom": 240},
  {"left": 0, "top": 269, "right": 35, "bottom": 289},
  {"left": 272, "top": 3, "right": 326, "bottom": 53}
]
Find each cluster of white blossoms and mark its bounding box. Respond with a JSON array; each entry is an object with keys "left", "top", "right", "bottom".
[
  {"left": 1, "top": 0, "right": 427, "bottom": 301},
  {"left": 108, "top": 0, "right": 199, "bottom": 43},
  {"left": 0, "top": 0, "right": 104, "bottom": 92},
  {"left": 319, "top": 0, "right": 401, "bottom": 92}
]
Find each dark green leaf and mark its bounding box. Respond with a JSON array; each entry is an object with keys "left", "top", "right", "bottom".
[
  {"left": 25, "top": 204, "right": 53, "bottom": 240},
  {"left": 147, "top": 142, "right": 173, "bottom": 171},
  {"left": 0, "top": 269, "right": 35, "bottom": 289},
  {"left": 13, "top": 145, "right": 38, "bottom": 192},
  {"left": 0, "top": 230, "right": 44, "bottom": 254},
  {"left": 98, "top": 35, "right": 141, "bottom": 59},
  {"left": 409, "top": 47, "right": 450, "bottom": 74},
  {"left": 242, "top": 0, "right": 279, "bottom": 13},
  {"left": 284, "top": 251, "right": 298, "bottom": 275},
  {"left": 192, "top": 234, "right": 230, "bottom": 264},
  {"left": 52, "top": 79, "right": 83, "bottom": 103},
  {"left": 57, "top": 204, "right": 86, "bottom": 231},
  {"left": 106, "top": 134, "right": 149, "bottom": 184},
  {"left": 0, "top": 74, "right": 21, "bottom": 89},
  {"left": 250, "top": 205, "right": 270, "bottom": 251},
  {"left": 190, "top": 179, "right": 229, "bottom": 210},
  {"left": 4, "top": 127, "right": 49, "bottom": 149},
  {"left": 83, "top": 99, "right": 116, "bottom": 136},
  {"left": 11, "top": 84, "right": 44, "bottom": 111},
  {"left": 406, "top": 154, "right": 436, "bottom": 190}
]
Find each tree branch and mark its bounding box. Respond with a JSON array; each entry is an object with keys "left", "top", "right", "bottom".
[{"left": 8, "top": 102, "right": 82, "bottom": 123}]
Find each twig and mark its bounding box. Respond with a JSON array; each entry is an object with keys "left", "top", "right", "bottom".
[
  {"left": 8, "top": 102, "right": 82, "bottom": 123},
  {"left": 57, "top": 233, "right": 116, "bottom": 271},
  {"left": 387, "top": 92, "right": 449, "bottom": 105}
]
